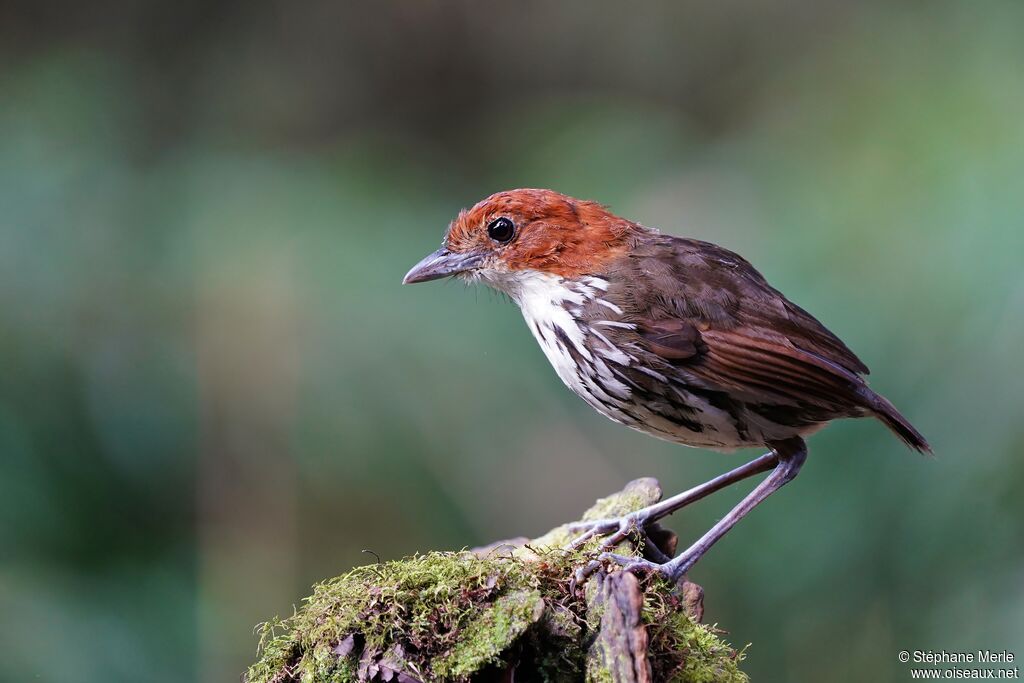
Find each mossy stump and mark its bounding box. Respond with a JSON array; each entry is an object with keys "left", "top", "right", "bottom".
[{"left": 247, "top": 479, "right": 748, "bottom": 683}]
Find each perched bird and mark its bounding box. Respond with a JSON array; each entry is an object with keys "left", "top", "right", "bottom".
[{"left": 404, "top": 188, "right": 929, "bottom": 580}]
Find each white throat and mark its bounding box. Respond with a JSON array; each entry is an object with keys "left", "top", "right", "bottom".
[
  {"left": 481, "top": 270, "right": 600, "bottom": 362},
  {"left": 476, "top": 269, "right": 634, "bottom": 416}
]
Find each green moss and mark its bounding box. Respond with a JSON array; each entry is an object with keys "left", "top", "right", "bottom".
[
  {"left": 521, "top": 477, "right": 663, "bottom": 554},
  {"left": 248, "top": 551, "right": 558, "bottom": 683},
  {"left": 581, "top": 478, "right": 661, "bottom": 523},
  {"left": 643, "top": 584, "right": 749, "bottom": 683},
  {"left": 431, "top": 589, "right": 544, "bottom": 678},
  {"left": 585, "top": 660, "right": 615, "bottom": 683},
  {"left": 247, "top": 480, "right": 748, "bottom": 682},
  {"left": 530, "top": 603, "right": 586, "bottom": 681}
]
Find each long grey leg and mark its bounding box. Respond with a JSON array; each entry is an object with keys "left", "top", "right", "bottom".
[
  {"left": 652, "top": 437, "right": 808, "bottom": 580},
  {"left": 567, "top": 450, "right": 779, "bottom": 551}
]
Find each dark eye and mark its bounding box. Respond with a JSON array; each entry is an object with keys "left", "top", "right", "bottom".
[{"left": 487, "top": 217, "right": 515, "bottom": 243}]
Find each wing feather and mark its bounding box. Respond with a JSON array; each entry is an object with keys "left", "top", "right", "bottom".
[
  {"left": 619, "top": 236, "right": 871, "bottom": 417},
  {"left": 598, "top": 233, "right": 927, "bottom": 449}
]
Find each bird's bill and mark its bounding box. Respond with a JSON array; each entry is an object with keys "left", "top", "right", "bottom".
[{"left": 402, "top": 248, "right": 485, "bottom": 284}]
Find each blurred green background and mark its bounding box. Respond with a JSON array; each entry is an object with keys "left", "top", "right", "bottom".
[{"left": 2, "top": 1, "right": 1022, "bottom": 681}]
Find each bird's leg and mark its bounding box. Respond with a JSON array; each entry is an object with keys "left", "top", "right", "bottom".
[
  {"left": 603, "top": 438, "right": 808, "bottom": 581},
  {"left": 566, "top": 450, "right": 778, "bottom": 552}
]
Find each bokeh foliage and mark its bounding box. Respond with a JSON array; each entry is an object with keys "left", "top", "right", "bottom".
[{"left": 1, "top": 2, "right": 1022, "bottom": 681}]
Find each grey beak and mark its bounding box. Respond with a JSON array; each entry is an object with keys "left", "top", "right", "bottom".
[{"left": 402, "top": 248, "right": 484, "bottom": 284}]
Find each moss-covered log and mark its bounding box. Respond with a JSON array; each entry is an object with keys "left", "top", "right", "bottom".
[{"left": 246, "top": 479, "right": 748, "bottom": 683}]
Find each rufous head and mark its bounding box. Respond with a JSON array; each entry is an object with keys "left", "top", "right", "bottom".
[{"left": 403, "top": 189, "right": 639, "bottom": 292}]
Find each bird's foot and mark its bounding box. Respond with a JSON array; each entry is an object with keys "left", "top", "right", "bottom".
[
  {"left": 599, "top": 553, "right": 667, "bottom": 577},
  {"left": 566, "top": 508, "right": 674, "bottom": 562},
  {"left": 565, "top": 514, "right": 637, "bottom": 551},
  {"left": 566, "top": 510, "right": 680, "bottom": 590},
  {"left": 571, "top": 549, "right": 697, "bottom": 588},
  {"left": 566, "top": 509, "right": 659, "bottom": 552},
  {"left": 600, "top": 550, "right": 697, "bottom": 581}
]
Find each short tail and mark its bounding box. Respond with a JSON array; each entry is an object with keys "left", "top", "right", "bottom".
[{"left": 861, "top": 389, "right": 931, "bottom": 453}]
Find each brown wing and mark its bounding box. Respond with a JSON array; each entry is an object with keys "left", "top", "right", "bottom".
[
  {"left": 613, "top": 235, "right": 871, "bottom": 413},
  {"left": 633, "top": 316, "right": 931, "bottom": 451},
  {"left": 638, "top": 319, "right": 707, "bottom": 360}
]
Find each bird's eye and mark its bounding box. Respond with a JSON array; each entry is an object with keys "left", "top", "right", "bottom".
[{"left": 487, "top": 217, "right": 516, "bottom": 243}]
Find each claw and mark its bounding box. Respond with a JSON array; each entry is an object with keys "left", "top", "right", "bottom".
[
  {"left": 565, "top": 528, "right": 598, "bottom": 551},
  {"left": 566, "top": 513, "right": 665, "bottom": 585},
  {"left": 565, "top": 517, "right": 623, "bottom": 549},
  {"left": 569, "top": 560, "right": 603, "bottom": 593},
  {"left": 598, "top": 552, "right": 669, "bottom": 578},
  {"left": 565, "top": 512, "right": 648, "bottom": 552}
]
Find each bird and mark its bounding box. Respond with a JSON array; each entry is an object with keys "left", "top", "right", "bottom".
[{"left": 403, "top": 188, "right": 929, "bottom": 580}]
